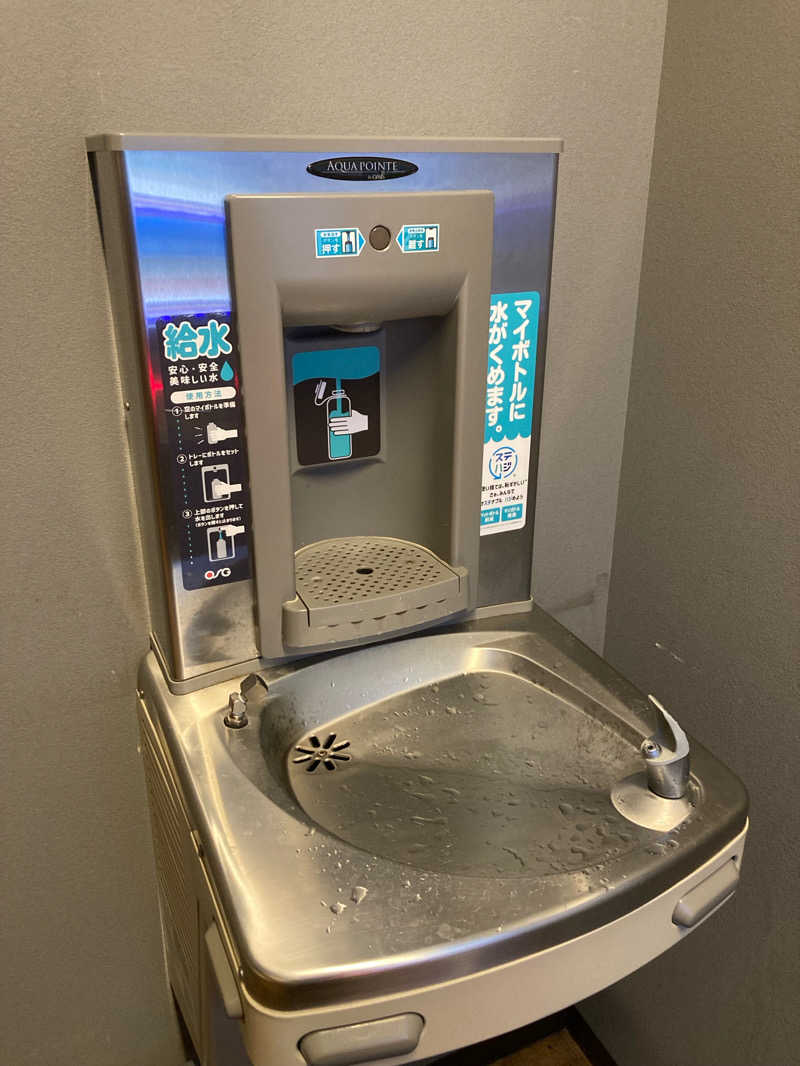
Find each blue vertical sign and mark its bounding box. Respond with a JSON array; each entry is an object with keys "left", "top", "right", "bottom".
[
  {"left": 158, "top": 313, "right": 252, "bottom": 590},
  {"left": 480, "top": 292, "right": 539, "bottom": 534}
]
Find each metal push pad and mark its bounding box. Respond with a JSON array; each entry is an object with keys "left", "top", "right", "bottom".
[
  {"left": 299, "top": 1013, "right": 425, "bottom": 1066},
  {"left": 672, "top": 859, "right": 739, "bottom": 928},
  {"left": 204, "top": 922, "right": 243, "bottom": 1019}
]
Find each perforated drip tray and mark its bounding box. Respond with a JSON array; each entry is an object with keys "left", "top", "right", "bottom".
[{"left": 283, "top": 536, "right": 468, "bottom": 647}]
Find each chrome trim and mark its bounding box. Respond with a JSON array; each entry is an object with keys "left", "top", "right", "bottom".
[{"left": 87, "top": 134, "right": 564, "bottom": 154}]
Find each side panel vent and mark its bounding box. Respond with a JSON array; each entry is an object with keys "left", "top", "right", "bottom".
[{"left": 138, "top": 707, "right": 201, "bottom": 1050}]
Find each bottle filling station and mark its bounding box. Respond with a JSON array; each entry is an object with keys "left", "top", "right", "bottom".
[{"left": 88, "top": 135, "right": 748, "bottom": 1066}]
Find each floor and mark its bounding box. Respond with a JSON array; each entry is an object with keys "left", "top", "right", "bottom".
[
  {"left": 481, "top": 1028, "right": 590, "bottom": 1066},
  {"left": 433, "top": 1009, "right": 615, "bottom": 1066}
]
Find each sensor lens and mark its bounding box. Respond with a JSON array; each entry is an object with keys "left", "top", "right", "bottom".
[{"left": 369, "top": 225, "right": 391, "bottom": 251}]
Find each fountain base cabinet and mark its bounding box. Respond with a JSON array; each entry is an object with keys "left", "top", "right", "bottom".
[{"left": 88, "top": 135, "right": 748, "bottom": 1066}]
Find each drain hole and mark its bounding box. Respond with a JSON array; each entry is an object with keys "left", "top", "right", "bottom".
[
  {"left": 356, "top": 567, "right": 374, "bottom": 575},
  {"left": 294, "top": 733, "right": 351, "bottom": 772}
]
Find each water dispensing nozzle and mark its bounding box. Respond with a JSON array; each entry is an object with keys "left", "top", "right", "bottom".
[
  {"left": 331, "top": 322, "right": 382, "bottom": 333},
  {"left": 640, "top": 695, "right": 691, "bottom": 799}
]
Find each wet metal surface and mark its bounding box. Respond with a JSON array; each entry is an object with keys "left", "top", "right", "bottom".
[{"left": 288, "top": 665, "right": 642, "bottom": 878}]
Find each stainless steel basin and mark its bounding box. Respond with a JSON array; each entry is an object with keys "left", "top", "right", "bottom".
[
  {"left": 140, "top": 608, "right": 748, "bottom": 1011},
  {"left": 281, "top": 648, "right": 646, "bottom": 878}
]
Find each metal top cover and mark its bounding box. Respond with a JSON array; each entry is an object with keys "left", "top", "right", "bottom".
[{"left": 86, "top": 133, "right": 564, "bottom": 154}]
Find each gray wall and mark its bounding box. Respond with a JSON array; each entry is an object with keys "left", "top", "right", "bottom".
[
  {"left": 1, "top": 3, "right": 666, "bottom": 1064},
  {"left": 581, "top": 2, "right": 799, "bottom": 1064}
]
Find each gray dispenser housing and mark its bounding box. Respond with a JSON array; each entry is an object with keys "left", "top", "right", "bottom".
[
  {"left": 86, "top": 135, "right": 561, "bottom": 687},
  {"left": 228, "top": 190, "right": 493, "bottom": 659}
]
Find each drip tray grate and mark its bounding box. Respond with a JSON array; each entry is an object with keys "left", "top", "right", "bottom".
[{"left": 283, "top": 536, "right": 468, "bottom": 647}]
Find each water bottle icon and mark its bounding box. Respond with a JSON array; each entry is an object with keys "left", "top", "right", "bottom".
[{"left": 326, "top": 389, "right": 352, "bottom": 460}]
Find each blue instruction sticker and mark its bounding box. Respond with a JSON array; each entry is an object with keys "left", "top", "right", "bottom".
[
  {"left": 315, "top": 228, "right": 365, "bottom": 258},
  {"left": 157, "top": 312, "right": 252, "bottom": 591},
  {"left": 396, "top": 223, "right": 439, "bottom": 253},
  {"left": 480, "top": 291, "right": 539, "bottom": 536}
]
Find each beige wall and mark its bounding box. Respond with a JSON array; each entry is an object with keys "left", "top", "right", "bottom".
[
  {"left": 1, "top": 3, "right": 666, "bottom": 1063},
  {"left": 582, "top": 1, "right": 799, "bottom": 1063}
]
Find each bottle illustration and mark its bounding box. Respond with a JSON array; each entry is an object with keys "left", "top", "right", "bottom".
[
  {"left": 326, "top": 389, "right": 352, "bottom": 460},
  {"left": 215, "top": 529, "right": 228, "bottom": 560},
  {"left": 206, "top": 524, "right": 245, "bottom": 562}
]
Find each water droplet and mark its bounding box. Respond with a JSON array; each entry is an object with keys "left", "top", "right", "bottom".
[
  {"left": 330, "top": 901, "right": 347, "bottom": 915},
  {"left": 351, "top": 886, "right": 368, "bottom": 904},
  {"left": 220, "top": 360, "right": 234, "bottom": 381}
]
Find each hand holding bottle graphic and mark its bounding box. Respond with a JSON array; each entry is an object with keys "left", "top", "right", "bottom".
[
  {"left": 314, "top": 380, "right": 370, "bottom": 461},
  {"left": 328, "top": 409, "right": 369, "bottom": 436}
]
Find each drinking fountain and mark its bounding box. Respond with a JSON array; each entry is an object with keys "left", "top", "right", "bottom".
[{"left": 88, "top": 134, "right": 747, "bottom": 1066}]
